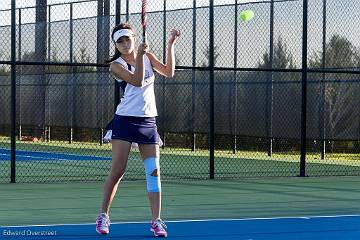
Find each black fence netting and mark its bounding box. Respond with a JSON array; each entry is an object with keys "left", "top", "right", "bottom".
[{"left": 0, "top": 0, "right": 359, "bottom": 183}]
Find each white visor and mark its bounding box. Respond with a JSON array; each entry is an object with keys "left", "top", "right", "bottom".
[{"left": 113, "top": 29, "right": 135, "bottom": 42}]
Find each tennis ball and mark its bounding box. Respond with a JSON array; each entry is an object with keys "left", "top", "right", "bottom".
[{"left": 240, "top": 10, "right": 254, "bottom": 22}]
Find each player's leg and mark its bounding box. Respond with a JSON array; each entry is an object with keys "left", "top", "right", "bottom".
[
  {"left": 102, "top": 139, "right": 131, "bottom": 213},
  {"left": 139, "top": 143, "right": 161, "bottom": 219},
  {"left": 96, "top": 139, "right": 131, "bottom": 234},
  {"left": 139, "top": 143, "right": 167, "bottom": 237}
]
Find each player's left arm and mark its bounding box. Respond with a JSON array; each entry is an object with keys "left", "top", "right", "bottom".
[{"left": 147, "top": 29, "right": 180, "bottom": 78}]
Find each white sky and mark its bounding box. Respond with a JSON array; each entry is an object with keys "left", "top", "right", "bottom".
[
  {"left": 1, "top": 0, "right": 261, "bottom": 11},
  {"left": 0, "top": 0, "right": 267, "bottom": 65},
  {"left": 0, "top": 0, "right": 359, "bottom": 67},
  {"left": 0, "top": 0, "right": 262, "bottom": 25}
]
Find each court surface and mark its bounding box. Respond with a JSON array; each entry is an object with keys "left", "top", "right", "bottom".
[
  {"left": 1, "top": 176, "right": 360, "bottom": 239},
  {"left": 1, "top": 215, "right": 360, "bottom": 239}
]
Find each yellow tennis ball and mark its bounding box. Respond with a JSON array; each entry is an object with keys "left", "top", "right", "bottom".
[{"left": 240, "top": 10, "right": 254, "bottom": 22}]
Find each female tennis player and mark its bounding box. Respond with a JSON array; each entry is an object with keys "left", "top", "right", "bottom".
[{"left": 96, "top": 23, "right": 180, "bottom": 238}]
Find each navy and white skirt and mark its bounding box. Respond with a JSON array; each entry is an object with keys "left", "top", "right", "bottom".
[{"left": 104, "top": 115, "right": 162, "bottom": 145}]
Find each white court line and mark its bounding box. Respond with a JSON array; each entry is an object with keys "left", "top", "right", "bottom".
[{"left": 2, "top": 214, "right": 360, "bottom": 228}]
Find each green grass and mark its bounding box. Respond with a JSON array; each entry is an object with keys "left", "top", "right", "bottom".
[{"left": 0, "top": 137, "right": 359, "bottom": 183}]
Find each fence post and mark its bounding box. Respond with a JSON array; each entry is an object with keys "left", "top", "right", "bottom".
[
  {"left": 300, "top": 0, "right": 309, "bottom": 177},
  {"left": 35, "top": 0, "right": 47, "bottom": 143},
  {"left": 18, "top": 8, "right": 22, "bottom": 141},
  {"left": 161, "top": 0, "right": 167, "bottom": 149},
  {"left": 46, "top": 4, "right": 51, "bottom": 142},
  {"left": 191, "top": 0, "right": 197, "bottom": 152},
  {"left": 209, "top": 0, "right": 215, "bottom": 179},
  {"left": 68, "top": 2, "right": 74, "bottom": 144},
  {"left": 126, "top": 0, "right": 129, "bottom": 21},
  {"left": 97, "top": 0, "right": 110, "bottom": 146},
  {"left": 114, "top": 0, "right": 121, "bottom": 111},
  {"left": 10, "top": 0, "right": 17, "bottom": 183},
  {"left": 320, "top": 0, "right": 327, "bottom": 159},
  {"left": 266, "top": 0, "right": 275, "bottom": 157},
  {"left": 232, "top": 0, "right": 238, "bottom": 154}
]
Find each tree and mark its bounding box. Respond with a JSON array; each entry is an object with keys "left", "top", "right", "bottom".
[
  {"left": 310, "top": 34, "right": 358, "bottom": 69},
  {"left": 309, "top": 34, "right": 360, "bottom": 140},
  {"left": 0, "top": 51, "right": 9, "bottom": 75},
  {"left": 0, "top": 66, "right": 9, "bottom": 76},
  {"left": 73, "top": 46, "right": 95, "bottom": 73},
  {"left": 201, "top": 45, "right": 221, "bottom": 67},
  {"left": 356, "top": 47, "right": 360, "bottom": 67},
  {"left": 256, "top": 37, "right": 299, "bottom": 144},
  {"left": 259, "top": 36, "right": 296, "bottom": 69},
  {"left": 47, "top": 50, "right": 71, "bottom": 73},
  {"left": 22, "top": 51, "right": 44, "bottom": 74}
]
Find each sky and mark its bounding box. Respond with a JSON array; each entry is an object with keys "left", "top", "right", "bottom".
[
  {"left": 0, "top": 0, "right": 275, "bottom": 67},
  {"left": 1, "top": 0, "right": 261, "bottom": 11},
  {"left": 0, "top": 0, "right": 359, "bottom": 68},
  {"left": 0, "top": 0, "right": 263, "bottom": 25}
]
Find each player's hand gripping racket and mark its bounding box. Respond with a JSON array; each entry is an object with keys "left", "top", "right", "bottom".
[{"left": 141, "top": 0, "right": 148, "bottom": 44}]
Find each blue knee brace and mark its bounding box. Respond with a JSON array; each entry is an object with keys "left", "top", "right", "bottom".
[{"left": 144, "top": 157, "right": 161, "bottom": 192}]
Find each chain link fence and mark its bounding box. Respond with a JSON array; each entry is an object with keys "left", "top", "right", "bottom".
[{"left": 0, "top": 0, "right": 359, "bottom": 183}]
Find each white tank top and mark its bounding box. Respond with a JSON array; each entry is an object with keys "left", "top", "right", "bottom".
[{"left": 114, "top": 55, "right": 158, "bottom": 117}]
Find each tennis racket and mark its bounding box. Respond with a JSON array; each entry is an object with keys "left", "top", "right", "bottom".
[{"left": 141, "top": 0, "right": 148, "bottom": 44}]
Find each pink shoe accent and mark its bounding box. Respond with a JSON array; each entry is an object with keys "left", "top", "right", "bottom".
[
  {"left": 96, "top": 213, "right": 110, "bottom": 234},
  {"left": 150, "top": 218, "right": 168, "bottom": 237}
]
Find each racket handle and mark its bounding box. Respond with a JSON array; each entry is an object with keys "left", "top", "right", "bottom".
[{"left": 143, "top": 27, "right": 147, "bottom": 44}]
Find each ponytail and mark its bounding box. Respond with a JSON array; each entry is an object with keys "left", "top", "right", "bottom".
[{"left": 106, "top": 48, "right": 121, "bottom": 63}]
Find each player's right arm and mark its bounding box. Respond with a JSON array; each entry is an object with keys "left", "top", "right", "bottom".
[{"left": 110, "top": 43, "right": 148, "bottom": 87}]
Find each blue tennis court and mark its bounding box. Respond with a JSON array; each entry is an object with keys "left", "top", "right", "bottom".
[
  {"left": 1, "top": 215, "right": 360, "bottom": 239},
  {"left": 0, "top": 148, "right": 111, "bottom": 161}
]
